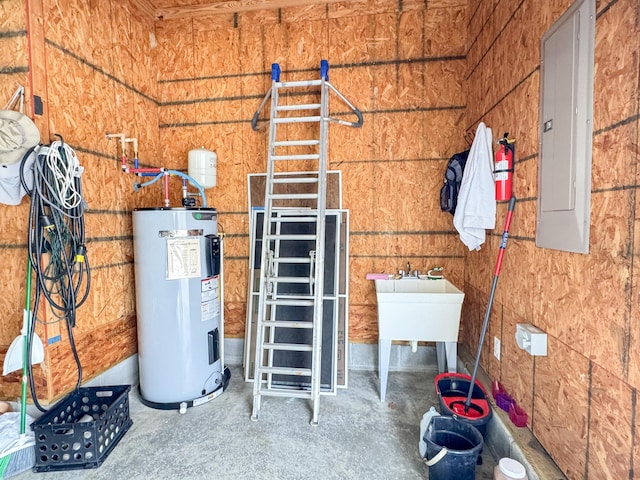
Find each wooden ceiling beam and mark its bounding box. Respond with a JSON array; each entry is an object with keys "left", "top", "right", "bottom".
[
  {"left": 131, "top": 0, "right": 156, "bottom": 19},
  {"left": 155, "top": 0, "right": 344, "bottom": 20}
]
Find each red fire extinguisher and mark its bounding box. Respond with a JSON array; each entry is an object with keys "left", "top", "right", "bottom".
[{"left": 494, "top": 133, "right": 515, "bottom": 201}]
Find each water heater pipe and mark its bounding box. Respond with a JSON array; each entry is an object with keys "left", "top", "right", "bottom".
[
  {"left": 163, "top": 173, "right": 170, "bottom": 207},
  {"left": 125, "top": 137, "right": 138, "bottom": 156},
  {"left": 124, "top": 137, "right": 139, "bottom": 169},
  {"left": 134, "top": 173, "right": 163, "bottom": 191},
  {"left": 107, "top": 132, "right": 207, "bottom": 207},
  {"left": 106, "top": 133, "right": 126, "bottom": 170},
  {"left": 167, "top": 170, "right": 207, "bottom": 208}
]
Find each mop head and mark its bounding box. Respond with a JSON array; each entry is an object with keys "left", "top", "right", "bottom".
[{"left": 0, "top": 412, "right": 35, "bottom": 479}]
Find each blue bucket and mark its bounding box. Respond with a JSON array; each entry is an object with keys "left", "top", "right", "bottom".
[{"left": 424, "top": 415, "right": 483, "bottom": 480}]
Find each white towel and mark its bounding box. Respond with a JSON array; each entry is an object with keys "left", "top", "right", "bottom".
[{"left": 453, "top": 122, "right": 496, "bottom": 250}]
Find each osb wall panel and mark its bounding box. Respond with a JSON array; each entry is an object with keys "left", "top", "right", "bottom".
[
  {"left": 156, "top": 19, "right": 194, "bottom": 81},
  {"left": 0, "top": 33, "right": 27, "bottom": 70},
  {"left": 592, "top": 0, "right": 638, "bottom": 132},
  {"left": 592, "top": 122, "right": 636, "bottom": 190},
  {"left": 0, "top": 0, "right": 28, "bottom": 111},
  {"left": 459, "top": 284, "right": 481, "bottom": 349},
  {"left": 498, "top": 240, "right": 537, "bottom": 335},
  {"left": 500, "top": 306, "right": 534, "bottom": 426},
  {"left": 632, "top": 166, "right": 640, "bottom": 393},
  {"left": 426, "top": 5, "right": 466, "bottom": 56},
  {"left": 0, "top": 0, "right": 159, "bottom": 401},
  {"left": 635, "top": 406, "right": 640, "bottom": 480},
  {"left": 157, "top": 1, "right": 469, "bottom": 342},
  {"left": 0, "top": 249, "right": 28, "bottom": 349},
  {"left": 1, "top": 0, "right": 25, "bottom": 30},
  {"left": 48, "top": 315, "right": 137, "bottom": 400},
  {"left": 463, "top": 0, "right": 640, "bottom": 478},
  {"left": 588, "top": 363, "right": 634, "bottom": 480},
  {"left": 0, "top": 0, "right": 29, "bottom": 399},
  {"left": 533, "top": 342, "right": 589, "bottom": 479}
]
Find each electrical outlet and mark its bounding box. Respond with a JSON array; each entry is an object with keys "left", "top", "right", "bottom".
[{"left": 494, "top": 336, "right": 501, "bottom": 360}]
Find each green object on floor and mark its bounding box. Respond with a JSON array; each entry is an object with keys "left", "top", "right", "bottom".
[
  {"left": 0, "top": 255, "right": 37, "bottom": 478},
  {"left": 0, "top": 454, "right": 10, "bottom": 477},
  {"left": 0, "top": 434, "right": 35, "bottom": 479}
]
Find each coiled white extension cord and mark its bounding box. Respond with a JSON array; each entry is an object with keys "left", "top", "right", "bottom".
[{"left": 37, "top": 141, "right": 84, "bottom": 211}]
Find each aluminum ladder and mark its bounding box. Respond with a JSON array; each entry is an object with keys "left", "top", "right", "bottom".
[{"left": 250, "top": 60, "right": 362, "bottom": 425}]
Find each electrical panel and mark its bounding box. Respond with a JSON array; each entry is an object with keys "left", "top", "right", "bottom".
[{"left": 536, "top": 0, "right": 595, "bottom": 254}]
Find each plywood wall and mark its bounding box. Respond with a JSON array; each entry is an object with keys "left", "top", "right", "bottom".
[
  {"left": 156, "top": 0, "right": 469, "bottom": 345},
  {"left": 0, "top": 0, "right": 159, "bottom": 402},
  {"left": 0, "top": 0, "right": 38, "bottom": 398},
  {"left": 464, "top": 0, "right": 640, "bottom": 478}
]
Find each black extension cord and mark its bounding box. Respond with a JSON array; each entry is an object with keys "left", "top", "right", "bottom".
[{"left": 19, "top": 136, "right": 90, "bottom": 412}]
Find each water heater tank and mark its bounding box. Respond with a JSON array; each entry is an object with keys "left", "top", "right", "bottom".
[
  {"left": 133, "top": 207, "right": 226, "bottom": 410},
  {"left": 188, "top": 147, "right": 217, "bottom": 188}
]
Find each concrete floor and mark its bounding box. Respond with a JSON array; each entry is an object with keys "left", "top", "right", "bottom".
[{"left": 12, "top": 368, "right": 496, "bottom": 480}]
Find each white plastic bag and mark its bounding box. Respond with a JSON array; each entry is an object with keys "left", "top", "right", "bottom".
[{"left": 0, "top": 412, "right": 35, "bottom": 457}]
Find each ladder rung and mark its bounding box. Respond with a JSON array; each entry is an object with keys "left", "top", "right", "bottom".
[
  {"left": 271, "top": 257, "right": 312, "bottom": 264},
  {"left": 276, "top": 103, "right": 321, "bottom": 111},
  {"left": 255, "top": 388, "right": 313, "bottom": 399},
  {"left": 273, "top": 116, "right": 321, "bottom": 124},
  {"left": 263, "top": 320, "right": 314, "bottom": 328},
  {"left": 265, "top": 231, "right": 317, "bottom": 240},
  {"left": 277, "top": 79, "right": 323, "bottom": 88},
  {"left": 267, "top": 276, "right": 311, "bottom": 284},
  {"left": 263, "top": 343, "right": 313, "bottom": 352},
  {"left": 274, "top": 140, "right": 320, "bottom": 147},
  {"left": 268, "top": 193, "right": 318, "bottom": 201},
  {"left": 258, "top": 366, "right": 312, "bottom": 376},
  {"left": 271, "top": 154, "right": 320, "bottom": 161},
  {"left": 272, "top": 177, "right": 318, "bottom": 184},
  {"left": 266, "top": 298, "right": 314, "bottom": 306}
]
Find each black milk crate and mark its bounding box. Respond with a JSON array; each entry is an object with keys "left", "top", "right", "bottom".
[{"left": 32, "top": 385, "right": 133, "bottom": 472}]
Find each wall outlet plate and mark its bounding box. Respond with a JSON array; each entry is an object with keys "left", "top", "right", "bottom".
[{"left": 494, "top": 336, "right": 501, "bottom": 360}]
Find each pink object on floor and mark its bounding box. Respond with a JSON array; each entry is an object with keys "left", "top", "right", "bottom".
[
  {"left": 492, "top": 381, "right": 515, "bottom": 412},
  {"left": 509, "top": 402, "right": 528, "bottom": 427}
]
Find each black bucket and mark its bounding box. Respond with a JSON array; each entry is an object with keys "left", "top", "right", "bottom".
[{"left": 423, "top": 415, "right": 483, "bottom": 480}]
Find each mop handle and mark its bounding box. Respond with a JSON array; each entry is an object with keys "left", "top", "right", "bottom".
[
  {"left": 464, "top": 196, "right": 516, "bottom": 411},
  {"left": 494, "top": 196, "right": 516, "bottom": 276}
]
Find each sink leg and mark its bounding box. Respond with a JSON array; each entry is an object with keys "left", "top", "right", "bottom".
[
  {"left": 445, "top": 341, "right": 457, "bottom": 373},
  {"left": 436, "top": 341, "right": 458, "bottom": 373},
  {"left": 436, "top": 342, "right": 445, "bottom": 373},
  {"left": 379, "top": 338, "right": 391, "bottom": 402}
]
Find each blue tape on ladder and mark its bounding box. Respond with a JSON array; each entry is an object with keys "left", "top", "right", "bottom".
[
  {"left": 271, "top": 63, "right": 281, "bottom": 81},
  {"left": 320, "top": 60, "right": 329, "bottom": 81}
]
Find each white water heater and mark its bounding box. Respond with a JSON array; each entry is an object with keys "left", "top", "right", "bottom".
[
  {"left": 133, "top": 207, "right": 228, "bottom": 410},
  {"left": 188, "top": 147, "right": 217, "bottom": 188}
]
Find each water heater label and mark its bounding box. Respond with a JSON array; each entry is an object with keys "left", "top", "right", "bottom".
[
  {"left": 166, "top": 238, "right": 201, "bottom": 280},
  {"left": 201, "top": 277, "right": 219, "bottom": 321},
  {"left": 201, "top": 277, "right": 219, "bottom": 302},
  {"left": 201, "top": 300, "right": 219, "bottom": 321}
]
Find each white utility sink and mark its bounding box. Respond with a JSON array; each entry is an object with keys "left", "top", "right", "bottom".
[{"left": 374, "top": 277, "right": 464, "bottom": 401}]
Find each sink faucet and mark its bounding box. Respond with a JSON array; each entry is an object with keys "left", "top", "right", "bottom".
[{"left": 398, "top": 262, "right": 419, "bottom": 278}]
